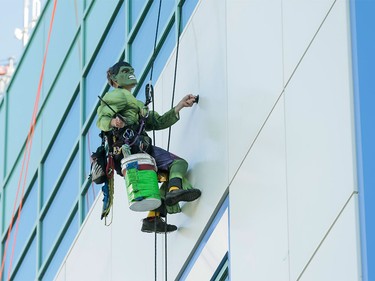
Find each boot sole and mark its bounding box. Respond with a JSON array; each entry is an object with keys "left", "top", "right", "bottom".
[{"left": 165, "top": 189, "right": 201, "bottom": 206}]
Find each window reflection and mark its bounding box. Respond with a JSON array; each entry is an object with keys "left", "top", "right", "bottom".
[
  {"left": 85, "top": 4, "right": 125, "bottom": 122},
  {"left": 83, "top": 118, "right": 102, "bottom": 214},
  {"left": 130, "top": 0, "right": 174, "bottom": 74},
  {"left": 134, "top": 23, "right": 176, "bottom": 100},
  {"left": 181, "top": 0, "right": 199, "bottom": 30},
  {"left": 41, "top": 213, "right": 78, "bottom": 281},
  {"left": 130, "top": 0, "right": 147, "bottom": 29},
  {"left": 42, "top": 155, "right": 79, "bottom": 262},
  {"left": 2, "top": 180, "right": 38, "bottom": 276},
  {"left": 12, "top": 237, "right": 37, "bottom": 281},
  {"left": 43, "top": 95, "right": 79, "bottom": 206}
]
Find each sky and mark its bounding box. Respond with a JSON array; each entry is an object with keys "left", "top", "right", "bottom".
[{"left": 0, "top": 1, "right": 29, "bottom": 66}]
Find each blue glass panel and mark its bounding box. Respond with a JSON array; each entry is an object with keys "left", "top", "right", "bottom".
[
  {"left": 131, "top": 0, "right": 174, "bottom": 74},
  {"left": 42, "top": 41, "right": 81, "bottom": 153},
  {"left": 83, "top": 119, "right": 102, "bottom": 215},
  {"left": 43, "top": 95, "right": 79, "bottom": 206},
  {"left": 151, "top": 22, "right": 176, "bottom": 83},
  {"left": 130, "top": 0, "right": 147, "bottom": 29},
  {"left": 84, "top": 116, "right": 102, "bottom": 180},
  {"left": 181, "top": 0, "right": 198, "bottom": 30},
  {"left": 135, "top": 23, "right": 175, "bottom": 102},
  {"left": 85, "top": 4, "right": 126, "bottom": 121},
  {"left": 43, "top": 0, "right": 81, "bottom": 94},
  {"left": 12, "top": 237, "right": 37, "bottom": 281},
  {"left": 85, "top": 1, "right": 123, "bottom": 67},
  {"left": 2, "top": 180, "right": 38, "bottom": 277},
  {"left": 42, "top": 155, "right": 78, "bottom": 262},
  {"left": 41, "top": 213, "right": 78, "bottom": 281}
]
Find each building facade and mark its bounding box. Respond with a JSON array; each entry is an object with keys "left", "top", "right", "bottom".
[{"left": 0, "top": 0, "right": 374, "bottom": 280}]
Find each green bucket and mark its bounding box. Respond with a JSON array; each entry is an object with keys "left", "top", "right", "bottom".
[{"left": 121, "top": 153, "right": 161, "bottom": 212}]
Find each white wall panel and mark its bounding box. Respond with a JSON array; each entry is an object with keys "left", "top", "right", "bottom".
[
  {"left": 282, "top": 0, "right": 336, "bottom": 82},
  {"left": 62, "top": 197, "right": 113, "bottom": 281},
  {"left": 226, "top": 0, "right": 284, "bottom": 180},
  {"left": 298, "top": 196, "right": 361, "bottom": 281},
  {"left": 230, "top": 97, "right": 289, "bottom": 281},
  {"left": 284, "top": 1, "right": 357, "bottom": 279}
]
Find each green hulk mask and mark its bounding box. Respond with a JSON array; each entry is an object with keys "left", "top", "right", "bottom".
[{"left": 107, "top": 62, "right": 137, "bottom": 88}]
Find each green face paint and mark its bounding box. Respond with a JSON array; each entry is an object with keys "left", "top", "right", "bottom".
[{"left": 112, "top": 66, "right": 137, "bottom": 87}]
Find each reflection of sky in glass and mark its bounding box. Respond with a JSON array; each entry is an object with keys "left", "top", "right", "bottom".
[
  {"left": 41, "top": 213, "right": 78, "bottom": 281},
  {"left": 42, "top": 155, "right": 78, "bottom": 262},
  {"left": 130, "top": 0, "right": 147, "bottom": 29},
  {"left": 3, "top": 181, "right": 38, "bottom": 276},
  {"left": 43, "top": 95, "right": 79, "bottom": 206},
  {"left": 131, "top": 0, "right": 174, "bottom": 75},
  {"left": 181, "top": 0, "right": 199, "bottom": 30},
  {"left": 12, "top": 237, "right": 37, "bottom": 281},
  {"left": 134, "top": 23, "right": 176, "bottom": 101},
  {"left": 85, "top": 4, "right": 125, "bottom": 121},
  {"left": 83, "top": 117, "right": 102, "bottom": 214}
]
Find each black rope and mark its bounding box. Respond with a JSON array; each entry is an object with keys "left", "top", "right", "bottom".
[
  {"left": 150, "top": 0, "right": 163, "bottom": 146},
  {"left": 149, "top": 1, "right": 163, "bottom": 281},
  {"left": 166, "top": 5, "right": 182, "bottom": 152},
  {"left": 154, "top": 225, "right": 157, "bottom": 281}
]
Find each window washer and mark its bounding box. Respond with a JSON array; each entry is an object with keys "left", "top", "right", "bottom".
[{"left": 96, "top": 61, "right": 201, "bottom": 233}]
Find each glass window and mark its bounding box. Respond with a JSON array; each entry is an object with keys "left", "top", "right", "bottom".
[
  {"left": 134, "top": 22, "right": 176, "bottom": 103},
  {"left": 211, "top": 252, "right": 229, "bottom": 281},
  {"left": 85, "top": 1, "right": 123, "bottom": 66},
  {"left": 12, "top": 236, "right": 37, "bottom": 281},
  {"left": 180, "top": 196, "right": 229, "bottom": 280},
  {"left": 181, "top": 0, "right": 199, "bottom": 30},
  {"left": 41, "top": 41, "right": 81, "bottom": 153},
  {"left": 2, "top": 180, "right": 38, "bottom": 277},
  {"left": 41, "top": 212, "right": 78, "bottom": 281},
  {"left": 130, "top": 0, "right": 148, "bottom": 29},
  {"left": 83, "top": 182, "right": 101, "bottom": 217},
  {"left": 42, "top": 154, "right": 78, "bottom": 262},
  {"left": 43, "top": 0, "right": 82, "bottom": 94},
  {"left": 4, "top": 159, "right": 26, "bottom": 229},
  {"left": 130, "top": 0, "right": 175, "bottom": 74},
  {"left": 42, "top": 95, "right": 79, "bottom": 206},
  {"left": 0, "top": 101, "right": 5, "bottom": 183},
  {"left": 83, "top": 116, "right": 102, "bottom": 181},
  {"left": 85, "top": 4, "right": 126, "bottom": 121},
  {"left": 83, "top": 119, "right": 102, "bottom": 215}
]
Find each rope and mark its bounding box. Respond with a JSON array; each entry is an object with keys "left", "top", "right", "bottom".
[
  {"left": 164, "top": 7, "right": 182, "bottom": 280},
  {"left": 149, "top": 0, "right": 163, "bottom": 146},
  {"left": 147, "top": 1, "right": 163, "bottom": 281},
  {"left": 167, "top": 6, "right": 182, "bottom": 152},
  {"left": 0, "top": 1, "right": 58, "bottom": 280}
]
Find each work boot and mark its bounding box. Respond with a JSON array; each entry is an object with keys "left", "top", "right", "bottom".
[
  {"left": 165, "top": 188, "right": 201, "bottom": 206},
  {"left": 141, "top": 217, "right": 177, "bottom": 233}
]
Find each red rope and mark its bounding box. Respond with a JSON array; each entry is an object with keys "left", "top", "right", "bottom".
[{"left": 0, "top": 1, "right": 59, "bottom": 280}]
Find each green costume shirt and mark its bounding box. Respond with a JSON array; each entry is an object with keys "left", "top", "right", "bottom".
[{"left": 96, "top": 88, "right": 179, "bottom": 132}]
